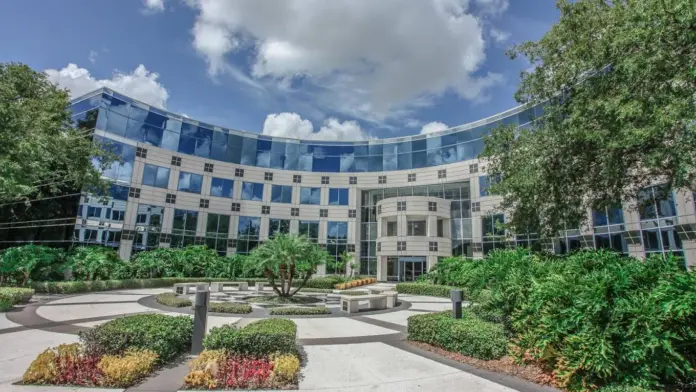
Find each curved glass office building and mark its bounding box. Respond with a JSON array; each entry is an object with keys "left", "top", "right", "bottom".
[{"left": 69, "top": 88, "right": 695, "bottom": 280}]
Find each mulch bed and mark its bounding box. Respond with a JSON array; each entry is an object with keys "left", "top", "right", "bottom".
[{"left": 407, "top": 341, "right": 560, "bottom": 389}]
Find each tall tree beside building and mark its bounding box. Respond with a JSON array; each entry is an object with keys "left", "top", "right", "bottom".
[{"left": 482, "top": 0, "right": 696, "bottom": 237}]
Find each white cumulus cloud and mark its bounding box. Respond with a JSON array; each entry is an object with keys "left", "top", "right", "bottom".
[
  {"left": 45, "top": 63, "right": 170, "bottom": 108},
  {"left": 490, "top": 27, "right": 510, "bottom": 43},
  {"left": 143, "top": 0, "right": 165, "bottom": 12},
  {"left": 183, "top": 0, "right": 505, "bottom": 123},
  {"left": 420, "top": 121, "right": 450, "bottom": 135},
  {"left": 262, "top": 112, "right": 372, "bottom": 141}
]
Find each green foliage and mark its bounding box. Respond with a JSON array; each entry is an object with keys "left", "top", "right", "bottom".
[
  {"left": 79, "top": 314, "right": 192, "bottom": 363},
  {"left": 337, "top": 290, "right": 368, "bottom": 296},
  {"left": 431, "top": 249, "right": 696, "bottom": 390},
  {"left": 31, "top": 277, "right": 265, "bottom": 294},
  {"left": 64, "top": 247, "right": 123, "bottom": 281},
  {"left": 155, "top": 293, "right": 192, "bottom": 308},
  {"left": 294, "top": 275, "right": 346, "bottom": 289},
  {"left": 408, "top": 311, "right": 508, "bottom": 360},
  {"left": 482, "top": 0, "right": 696, "bottom": 237},
  {"left": 297, "top": 288, "right": 334, "bottom": 293},
  {"left": 203, "top": 319, "right": 297, "bottom": 356},
  {"left": 0, "top": 245, "right": 64, "bottom": 285},
  {"left": 396, "top": 283, "right": 454, "bottom": 298},
  {"left": 268, "top": 306, "right": 331, "bottom": 315},
  {"left": 128, "top": 246, "right": 218, "bottom": 279},
  {"left": 208, "top": 302, "right": 252, "bottom": 314},
  {"left": 247, "top": 234, "right": 328, "bottom": 297},
  {"left": 205, "top": 254, "right": 256, "bottom": 279},
  {"left": 0, "top": 63, "right": 115, "bottom": 204}
]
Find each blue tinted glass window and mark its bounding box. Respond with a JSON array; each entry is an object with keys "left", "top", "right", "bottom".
[
  {"left": 210, "top": 178, "right": 234, "bottom": 198},
  {"left": 145, "top": 111, "right": 167, "bottom": 128},
  {"left": 211, "top": 131, "right": 228, "bottom": 161},
  {"left": 70, "top": 95, "right": 101, "bottom": 115},
  {"left": 327, "top": 221, "right": 348, "bottom": 240},
  {"left": 479, "top": 176, "right": 490, "bottom": 197},
  {"left": 329, "top": 188, "right": 349, "bottom": 206},
  {"left": 300, "top": 187, "right": 321, "bottom": 205},
  {"left": 241, "top": 182, "right": 264, "bottom": 201},
  {"left": 177, "top": 172, "right": 203, "bottom": 194},
  {"left": 108, "top": 97, "right": 129, "bottom": 116},
  {"left": 104, "top": 111, "right": 128, "bottom": 136},
  {"left": 608, "top": 206, "right": 624, "bottom": 224},
  {"left": 161, "top": 130, "right": 180, "bottom": 151},
  {"left": 241, "top": 138, "right": 257, "bottom": 166},
  {"left": 271, "top": 185, "right": 292, "bottom": 203},
  {"left": 226, "top": 134, "right": 243, "bottom": 164},
  {"left": 238, "top": 216, "right": 261, "bottom": 237},
  {"left": 142, "top": 164, "right": 170, "bottom": 188}
]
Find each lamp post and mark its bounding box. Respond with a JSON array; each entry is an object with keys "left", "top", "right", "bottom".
[
  {"left": 191, "top": 287, "right": 210, "bottom": 355},
  {"left": 450, "top": 289, "right": 463, "bottom": 319}
]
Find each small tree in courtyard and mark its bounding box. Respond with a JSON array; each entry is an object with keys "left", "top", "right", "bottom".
[{"left": 246, "top": 234, "right": 328, "bottom": 297}]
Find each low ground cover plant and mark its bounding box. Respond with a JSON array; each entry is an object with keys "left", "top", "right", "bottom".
[
  {"left": 209, "top": 302, "right": 252, "bottom": 314},
  {"left": 183, "top": 350, "right": 300, "bottom": 390},
  {"left": 268, "top": 306, "right": 331, "bottom": 315},
  {"left": 156, "top": 292, "right": 192, "bottom": 308},
  {"left": 30, "top": 277, "right": 265, "bottom": 294},
  {"left": 0, "top": 287, "right": 34, "bottom": 311},
  {"left": 22, "top": 344, "right": 158, "bottom": 388}
]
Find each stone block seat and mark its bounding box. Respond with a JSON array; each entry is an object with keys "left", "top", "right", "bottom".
[
  {"left": 173, "top": 282, "right": 208, "bottom": 295},
  {"left": 340, "top": 293, "right": 397, "bottom": 313},
  {"left": 210, "top": 281, "right": 249, "bottom": 292}
]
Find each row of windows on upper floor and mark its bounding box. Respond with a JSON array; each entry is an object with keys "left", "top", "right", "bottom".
[{"left": 72, "top": 92, "right": 544, "bottom": 172}]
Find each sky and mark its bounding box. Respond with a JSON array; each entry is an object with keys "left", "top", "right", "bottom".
[{"left": 0, "top": 0, "right": 559, "bottom": 140}]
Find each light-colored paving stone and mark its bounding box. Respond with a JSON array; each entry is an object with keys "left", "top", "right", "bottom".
[
  {"left": 40, "top": 292, "right": 151, "bottom": 305},
  {"left": 0, "top": 330, "right": 78, "bottom": 386},
  {"left": 300, "top": 342, "right": 517, "bottom": 391},
  {"left": 0, "top": 313, "right": 21, "bottom": 330},
  {"left": 364, "top": 310, "right": 424, "bottom": 327},
  {"left": 36, "top": 301, "right": 156, "bottom": 322},
  {"left": 2, "top": 386, "right": 123, "bottom": 392},
  {"left": 294, "top": 317, "right": 396, "bottom": 339}
]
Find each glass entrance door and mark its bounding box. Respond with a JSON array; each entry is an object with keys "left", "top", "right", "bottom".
[{"left": 399, "top": 257, "right": 426, "bottom": 281}]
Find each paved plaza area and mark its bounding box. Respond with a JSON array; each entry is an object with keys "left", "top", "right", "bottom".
[{"left": 0, "top": 285, "right": 557, "bottom": 392}]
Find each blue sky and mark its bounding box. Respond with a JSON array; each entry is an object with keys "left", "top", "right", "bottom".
[{"left": 0, "top": 0, "right": 558, "bottom": 140}]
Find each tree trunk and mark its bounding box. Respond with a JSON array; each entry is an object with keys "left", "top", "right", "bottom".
[
  {"left": 290, "top": 272, "right": 314, "bottom": 296},
  {"left": 266, "top": 270, "right": 283, "bottom": 297},
  {"left": 22, "top": 272, "right": 29, "bottom": 286}
]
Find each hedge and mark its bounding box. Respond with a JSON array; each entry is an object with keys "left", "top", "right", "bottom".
[
  {"left": 0, "top": 287, "right": 34, "bottom": 311},
  {"left": 79, "top": 314, "right": 193, "bottom": 363},
  {"left": 268, "top": 307, "right": 332, "bottom": 315},
  {"left": 208, "top": 302, "right": 252, "bottom": 314},
  {"left": 297, "top": 288, "right": 334, "bottom": 293},
  {"left": 203, "top": 319, "right": 296, "bottom": 356},
  {"left": 407, "top": 311, "right": 507, "bottom": 360},
  {"left": 155, "top": 293, "right": 192, "bottom": 308},
  {"left": 396, "top": 283, "right": 456, "bottom": 298},
  {"left": 293, "top": 276, "right": 346, "bottom": 289},
  {"left": 31, "top": 277, "right": 265, "bottom": 294}
]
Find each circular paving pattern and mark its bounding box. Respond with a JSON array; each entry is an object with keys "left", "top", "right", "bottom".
[{"left": 0, "top": 285, "right": 557, "bottom": 392}]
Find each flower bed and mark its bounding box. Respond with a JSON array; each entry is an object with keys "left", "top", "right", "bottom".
[
  {"left": 183, "top": 350, "right": 300, "bottom": 390},
  {"left": 209, "top": 302, "right": 252, "bottom": 314},
  {"left": 268, "top": 306, "right": 331, "bottom": 315},
  {"left": 334, "top": 277, "right": 376, "bottom": 290},
  {"left": 22, "top": 314, "right": 192, "bottom": 388},
  {"left": 156, "top": 292, "right": 193, "bottom": 308},
  {"left": 0, "top": 287, "right": 34, "bottom": 312}
]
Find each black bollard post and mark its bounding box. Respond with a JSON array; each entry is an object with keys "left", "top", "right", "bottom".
[
  {"left": 191, "top": 287, "right": 209, "bottom": 355},
  {"left": 450, "top": 289, "right": 463, "bottom": 319}
]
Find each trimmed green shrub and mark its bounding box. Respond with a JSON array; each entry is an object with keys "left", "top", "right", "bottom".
[
  {"left": 0, "top": 287, "right": 35, "bottom": 312},
  {"left": 294, "top": 276, "right": 346, "bottom": 289},
  {"left": 297, "top": 288, "right": 334, "bottom": 293},
  {"left": 79, "top": 314, "right": 193, "bottom": 363},
  {"left": 396, "top": 283, "right": 455, "bottom": 298},
  {"left": 268, "top": 306, "right": 331, "bottom": 315},
  {"left": 31, "top": 277, "right": 266, "bottom": 294},
  {"left": 208, "top": 302, "right": 252, "bottom": 314},
  {"left": 596, "top": 387, "right": 659, "bottom": 392},
  {"left": 408, "top": 311, "right": 508, "bottom": 360},
  {"left": 203, "top": 319, "right": 297, "bottom": 356},
  {"left": 155, "top": 293, "right": 192, "bottom": 308}
]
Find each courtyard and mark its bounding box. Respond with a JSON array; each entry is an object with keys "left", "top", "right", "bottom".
[{"left": 0, "top": 284, "right": 552, "bottom": 392}]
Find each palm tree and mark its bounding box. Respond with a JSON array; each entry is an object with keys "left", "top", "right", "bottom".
[{"left": 247, "top": 234, "right": 328, "bottom": 297}]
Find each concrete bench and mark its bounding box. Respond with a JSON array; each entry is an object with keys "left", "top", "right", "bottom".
[
  {"left": 210, "top": 281, "right": 249, "bottom": 292},
  {"left": 368, "top": 287, "right": 393, "bottom": 295},
  {"left": 382, "top": 291, "right": 398, "bottom": 308},
  {"left": 255, "top": 282, "right": 266, "bottom": 292},
  {"left": 173, "top": 282, "right": 208, "bottom": 295},
  {"left": 340, "top": 294, "right": 387, "bottom": 313}
]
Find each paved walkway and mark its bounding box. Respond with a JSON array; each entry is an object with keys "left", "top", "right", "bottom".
[{"left": 0, "top": 286, "right": 558, "bottom": 392}]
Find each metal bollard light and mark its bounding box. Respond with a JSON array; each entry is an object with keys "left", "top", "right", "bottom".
[
  {"left": 191, "top": 288, "right": 210, "bottom": 355},
  {"left": 450, "top": 289, "right": 463, "bottom": 319}
]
